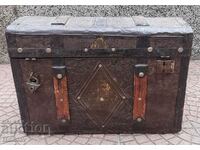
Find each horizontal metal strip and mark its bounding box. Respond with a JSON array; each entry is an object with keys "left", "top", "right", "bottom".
[{"left": 8, "top": 48, "right": 191, "bottom": 58}]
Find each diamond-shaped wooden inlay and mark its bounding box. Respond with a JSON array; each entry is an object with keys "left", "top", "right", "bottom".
[{"left": 76, "top": 63, "right": 126, "bottom": 127}]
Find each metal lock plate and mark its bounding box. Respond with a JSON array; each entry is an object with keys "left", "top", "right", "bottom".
[
  {"left": 156, "top": 60, "right": 175, "bottom": 73},
  {"left": 26, "top": 72, "right": 41, "bottom": 93}
]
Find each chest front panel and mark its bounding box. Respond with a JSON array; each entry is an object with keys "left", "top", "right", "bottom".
[{"left": 14, "top": 53, "right": 181, "bottom": 134}]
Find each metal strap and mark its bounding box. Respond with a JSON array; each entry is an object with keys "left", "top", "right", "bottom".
[
  {"left": 51, "top": 16, "right": 71, "bottom": 25},
  {"left": 132, "top": 16, "right": 149, "bottom": 26}
]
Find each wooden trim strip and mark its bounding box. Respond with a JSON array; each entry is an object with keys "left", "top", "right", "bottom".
[
  {"left": 53, "top": 76, "right": 70, "bottom": 120},
  {"left": 133, "top": 73, "right": 147, "bottom": 120}
]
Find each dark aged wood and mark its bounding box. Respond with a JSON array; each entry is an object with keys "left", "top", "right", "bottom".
[{"left": 5, "top": 16, "right": 193, "bottom": 134}]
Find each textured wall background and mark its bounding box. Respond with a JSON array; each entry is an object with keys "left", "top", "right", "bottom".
[{"left": 0, "top": 5, "right": 199, "bottom": 63}]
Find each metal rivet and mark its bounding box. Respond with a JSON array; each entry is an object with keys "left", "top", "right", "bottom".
[
  {"left": 57, "top": 74, "right": 63, "bottom": 79},
  {"left": 77, "top": 96, "right": 81, "bottom": 100},
  {"left": 139, "top": 72, "right": 145, "bottom": 78},
  {"left": 25, "top": 58, "right": 30, "bottom": 61},
  {"left": 46, "top": 48, "right": 52, "bottom": 53},
  {"left": 137, "top": 118, "right": 142, "bottom": 122},
  {"left": 147, "top": 47, "right": 153, "bottom": 53},
  {"left": 60, "top": 99, "right": 63, "bottom": 102},
  {"left": 84, "top": 48, "right": 88, "bottom": 52},
  {"left": 102, "top": 125, "right": 105, "bottom": 128},
  {"left": 111, "top": 48, "right": 116, "bottom": 52},
  {"left": 178, "top": 47, "right": 184, "bottom": 53},
  {"left": 17, "top": 48, "right": 23, "bottom": 53},
  {"left": 122, "top": 96, "right": 126, "bottom": 99},
  {"left": 98, "top": 64, "right": 102, "bottom": 68},
  {"left": 138, "top": 97, "right": 142, "bottom": 101},
  {"left": 31, "top": 58, "right": 37, "bottom": 61},
  {"left": 100, "top": 97, "right": 104, "bottom": 102},
  {"left": 61, "top": 119, "right": 66, "bottom": 123}
]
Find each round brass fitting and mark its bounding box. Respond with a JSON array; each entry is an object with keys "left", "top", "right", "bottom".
[
  {"left": 46, "top": 48, "right": 52, "bottom": 53},
  {"left": 136, "top": 117, "right": 142, "bottom": 122},
  {"left": 17, "top": 48, "right": 23, "bottom": 53},
  {"left": 57, "top": 74, "right": 63, "bottom": 79},
  {"left": 178, "top": 47, "right": 184, "bottom": 53},
  {"left": 111, "top": 48, "right": 116, "bottom": 52},
  {"left": 147, "top": 47, "right": 153, "bottom": 53},
  {"left": 61, "top": 119, "right": 67, "bottom": 123},
  {"left": 84, "top": 48, "right": 89, "bottom": 52},
  {"left": 139, "top": 72, "right": 145, "bottom": 78}
]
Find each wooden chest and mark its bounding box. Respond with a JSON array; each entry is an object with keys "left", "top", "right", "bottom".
[{"left": 6, "top": 16, "right": 193, "bottom": 134}]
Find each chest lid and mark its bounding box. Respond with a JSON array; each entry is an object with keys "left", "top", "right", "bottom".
[
  {"left": 6, "top": 16, "right": 193, "bottom": 58},
  {"left": 6, "top": 16, "right": 192, "bottom": 35}
]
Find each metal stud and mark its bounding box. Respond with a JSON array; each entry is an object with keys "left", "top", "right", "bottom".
[
  {"left": 46, "top": 48, "right": 52, "bottom": 53},
  {"left": 137, "top": 118, "right": 142, "bottom": 122},
  {"left": 178, "top": 47, "right": 184, "bottom": 53},
  {"left": 17, "top": 48, "right": 23, "bottom": 53},
  {"left": 25, "top": 58, "right": 30, "bottom": 61},
  {"left": 138, "top": 72, "right": 145, "bottom": 78},
  {"left": 100, "top": 97, "right": 104, "bottom": 102},
  {"left": 31, "top": 58, "right": 37, "bottom": 61},
  {"left": 61, "top": 119, "right": 67, "bottom": 123},
  {"left": 122, "top": 96, "right": 126, "bottom": 99},
  {"left": 102, "top": 125, "right": 105, "bottom": 128},
  {"left": 147, "top": 47, "right": 153, "bottom": 53},
  {"left": 138, "top": 97, "right": 142, "bottom": 101},
  {"left": 60, "top": 99, "right": 63, "bottom": 102},
  {"left": 111, "top": 48, "right": 116, "bottom": 52},
  {"left": 84, "top": 48, "right": 89, "bottom": 52},
  {"left": 57, "top": 74, "right": 63, "bottom": 79},
  {"left": 77, "top": 96, "right": 81, "bottom": 100},
  {"left": 98, "top": 64, "right": 102, "bottom": 68}
]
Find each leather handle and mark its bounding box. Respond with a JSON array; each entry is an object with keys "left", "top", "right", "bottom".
[
  {"left": 133, "top": 64, "right": 148, "bottom": 121},
  {"left": 52, "top": 66, "right": 70, "bottom": 121}
]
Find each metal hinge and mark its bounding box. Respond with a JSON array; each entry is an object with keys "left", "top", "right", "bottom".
[{"left": 156, "top": 60, "right": 175, "bottom": 73}]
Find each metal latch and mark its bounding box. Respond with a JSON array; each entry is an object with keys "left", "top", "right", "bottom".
[
  {"left": 156, "top": 60, "right": 175, "bottom": 73},
  {"left": 26, "top": 72, "right": 41, "bottom": 93}
]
